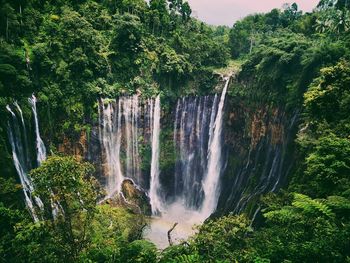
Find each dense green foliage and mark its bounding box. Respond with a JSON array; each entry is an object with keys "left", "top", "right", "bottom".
[
  {"left": 1, "top": 0, "right": 350, "bottom": 262},
  {"left": 1, "top": 156, "right": 148, "bottom": 262}
]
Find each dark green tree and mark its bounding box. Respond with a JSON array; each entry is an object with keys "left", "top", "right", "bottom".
[{"left": 30, "top": 156, "right": 100, "bottom": 261}]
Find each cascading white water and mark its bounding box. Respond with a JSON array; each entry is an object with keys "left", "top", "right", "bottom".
[
  {"left": 132, "top": 96, "right": 140, "bottom": 182},
  {"left": 146, "top": 77, "right": 230, "bottom": 247},
  {"left": 14, "top": 101, "right": 30, "bottom": 168},
  {"left": 100, "top": 99, "right": 124, "bottom": 197},
  {"left": 173, "top": 96, "right": 213, "bottom": 208},
  {"left": 27, "top": 96, "right": 61, "bottom": 217},
  {"left": 124, "top": 97, "right": 133, "bottom": 178},
  {"left": 201, "top": 77, "right": 230, "bottom": 217},
  {"left": 6, "top": 103, "right": 44, "bottom": 221},
  {"left": 28, "top": 95, "right": 47, "bottom": 166},
  {"left": 21, "top": 98, "right": 46, "bottom": 211},
  {"left": 170, "top": 78, "right": 229, "bottom": 218},
  {"left": 149, "top": 95, "right": 163, "bottom": 215},
  {"left": 123, "top": 96, "right": 141, "bottom": 183},
  {"left": 99, "top": 95, "right": 155, "bottom": 197},
  {"left": 98, "top": 83, "right": 229, "bottom": 246}
]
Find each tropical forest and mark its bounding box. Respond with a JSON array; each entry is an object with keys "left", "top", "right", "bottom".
[{"left": 0, "top": 0, "right": 350, "bottom": 262}]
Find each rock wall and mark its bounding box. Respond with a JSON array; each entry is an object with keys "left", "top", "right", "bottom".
[
  {"left": 216, "top": 93, "right": 299, "bottom": 216},
  {"left": 56, "top": 79, "right": 300, "bottom": 218}
]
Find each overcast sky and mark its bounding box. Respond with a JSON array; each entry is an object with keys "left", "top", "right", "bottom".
[{"left": 186, "top": 0, "right": 320, "bottom": 26}]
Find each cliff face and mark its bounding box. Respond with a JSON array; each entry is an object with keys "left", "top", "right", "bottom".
[
  {"left": 217, "top": 95, "right": 299, "bottom": 216},
  {"left": 57, "top": 128, "right": 104, "bottom": 185},
  {"left": 56, "top": 79, "right": 300, "bottom": 217}
]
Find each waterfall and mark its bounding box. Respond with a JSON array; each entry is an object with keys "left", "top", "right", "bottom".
[
  {"left": 145, "top": 79, "right": 229, "bottom": 247},
  {"left": 100, "top": 99, "right": 124, "bottom": 197},
  {"left": 28, "top": 95, "right": 47, "bottom": 165},
  {"left": 99, "top": 95, "right": 154, "bottom": 197},
  {"left": 168, "top": 77, "right": 230, "bottom": 219},
  {"left": 132, "top": 96, "right": 140, "bottom": 182},
  {"left": 201, "top": 77, "right": 229, "bottom": 217},
  {"left": 6, "top": 103, "right": 44, "bottom": 221},
  {"left": 13, "top": 101, "right": 31, "bottom": 168},
  {"left": 123, "top": 96, "right": 141, "bottom": 183},
  {"left": 149, "top": 95, "right": 163, "bottom": 215},
  {"left": 98, "top": 80, "right": 229, "bottom": 218},
  {"left": 27, "top": 96, "right": 60, "bottom": 217},
  {"left": 173, "top": 96, "right": 213, "bottom": 209}
]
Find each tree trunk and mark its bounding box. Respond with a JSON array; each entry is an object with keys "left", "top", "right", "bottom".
[
  {"left": 249, "top": 35, "right": 253, "bottom": 54},
  {"left": 167, "top": 222, "right": 178, "bottom": 246},
  {"left": 6, "top": 17, "right": 9, "bottom": 41},
  {"left": 20, "top": 4, "right": 22, "bottom": 25}
]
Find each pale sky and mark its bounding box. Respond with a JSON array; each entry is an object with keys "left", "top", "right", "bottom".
[{"left": 187, "top": 0, "right": 320, "bottom": 26}]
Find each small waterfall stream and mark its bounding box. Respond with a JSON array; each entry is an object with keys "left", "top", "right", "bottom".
[
  {"left": 7, "top": 105, "right": 39, "bottom": 221},
  {"left": 28, "top": 95, "right": 47, "bottom": 166},
  {"left": 13, "top": 101, "right": 31, "bottom": 168},
  {"left": 6, "top": 96, "right": 46, "bottom": 221}
]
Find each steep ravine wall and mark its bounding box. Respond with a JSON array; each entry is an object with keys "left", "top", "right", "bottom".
[
  {"left": 55, "top": 78, "right": 300, "bottom": 218},
  {"left": 217, "top": 96, "right": 299, "bottom": 217}
]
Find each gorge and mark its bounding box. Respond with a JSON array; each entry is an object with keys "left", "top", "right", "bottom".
[
  {"left": 5, "top": 75, "right": 298, "bottom": 247},
  {"left": 1, "top": 0, "right": 349, "bottom": 261}
]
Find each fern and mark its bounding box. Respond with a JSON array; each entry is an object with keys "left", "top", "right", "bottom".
[
  {"left": 292, "top": 193, "right": 335, "bottom": 218},
  {"left": 172, "top": 254, "right": 201, "bottom": 263},
  {"left": 264, "top": 206, "right": 299, "bottom": 223}
]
